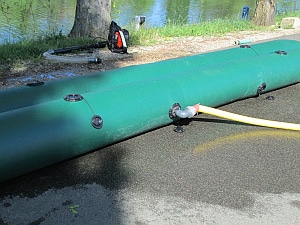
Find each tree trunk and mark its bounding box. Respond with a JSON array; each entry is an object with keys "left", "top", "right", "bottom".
[
  {"left": 252, "top": 0, "right": 276, "bottom": 26},
  {"left": 69, "top": 0, "right": 111, "bottom": 39}
]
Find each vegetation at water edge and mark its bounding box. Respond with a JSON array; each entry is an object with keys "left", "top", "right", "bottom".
[{"left": 0, "top": 12, "right": 300, "bottom": 66}]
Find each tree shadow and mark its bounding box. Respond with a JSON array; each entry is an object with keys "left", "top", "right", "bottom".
[
  {"left": 0, "top": 145, "right": 129, "bottom": 198},
  {"left": 0, "top": 145, "right": 129, "bottom": 224}
]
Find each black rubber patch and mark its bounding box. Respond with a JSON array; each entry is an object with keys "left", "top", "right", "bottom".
[
  {"left": 26, "top": 81, "right": 45, "bottom": 86},
  {"left": 275, "top": 50, "right": 287, "bottom": 55},
  {"left": 240, "top": 45, "right": 251, "bottom": 48}
]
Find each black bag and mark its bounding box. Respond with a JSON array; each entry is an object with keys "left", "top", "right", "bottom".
[{"left": 107, "top": 21, "right": 129, "bottom": 54}]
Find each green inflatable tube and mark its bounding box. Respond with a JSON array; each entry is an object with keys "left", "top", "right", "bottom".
[
  {"left": 1, "top": 41, "right": 300, "bottom": 182},
  {"left": 1, "top": 40, "right": 300, "bottom": 113}
]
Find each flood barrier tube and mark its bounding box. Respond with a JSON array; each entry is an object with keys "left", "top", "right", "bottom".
[
  {"left": 1, "top": 42, "right": 300, "bottom": 182},
  {"left": 1, "top": 39, "right": 300, "bottom": 113}
]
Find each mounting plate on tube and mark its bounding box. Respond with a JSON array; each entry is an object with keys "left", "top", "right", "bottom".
[
  {"left": 64, "top": 94, "right": 84, "bottom": 102},
  {"left": 275, "top": 50, "right": 287, "bottom": 55},
  {"left": 240, "top": 45, "right": 251, "bottom": 49},
  {"left": 169, "top": 103, "right": 181, "bottom": 119},
  {"left": 91, "top": 115, "right": 103, "bottom": 129},
  {"left": 26, "top": 81, "right": 45, "bottom": 87},
  {"left": 257, "top": 82, "right": 267, "bottom": 96}
]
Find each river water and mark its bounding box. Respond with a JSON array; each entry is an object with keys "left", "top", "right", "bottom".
[{"left": 0, "top": 0, "right": 299, "bottom": 44}]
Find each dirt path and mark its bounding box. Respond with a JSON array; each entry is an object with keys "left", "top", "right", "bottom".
[{"left": 1, "top": 28, "right": 300, "bottom": 90}]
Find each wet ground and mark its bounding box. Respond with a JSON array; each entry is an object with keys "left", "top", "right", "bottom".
[{"left": 0, "top": 35, "right": 300, "bottom": 225}]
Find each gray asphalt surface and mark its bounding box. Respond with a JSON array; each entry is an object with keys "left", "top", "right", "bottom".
[{"left": 1, "top": 34, "right": 300, "bottom": 225}]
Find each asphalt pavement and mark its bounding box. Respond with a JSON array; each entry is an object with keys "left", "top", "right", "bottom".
[{"left": 1, "top": 34, "right": 300, "bottom": 225}]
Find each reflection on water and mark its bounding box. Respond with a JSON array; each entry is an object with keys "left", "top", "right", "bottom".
[
  {"left": 0, "top": 0, "right": 299, "bottom": 44},
  {"left": 0, "top": 0, "right": 76, "bottom": 43}
]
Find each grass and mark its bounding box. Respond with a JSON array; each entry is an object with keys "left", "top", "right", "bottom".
[
  {"left": 1, "top": 12, "right": 300, "bottom": 66},
  {"left": 129, "top": 18, "right": 266, "bottom": 45},
  {"left": 0, "top": 33, "right": 96, "bottom": 65}
]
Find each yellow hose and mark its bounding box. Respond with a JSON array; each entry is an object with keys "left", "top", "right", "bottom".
[{"left": 196, "top": 104, "right": 300, "bottom": 131}]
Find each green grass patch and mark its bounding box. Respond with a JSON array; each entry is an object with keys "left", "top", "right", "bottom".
[
  {"left": 0, "top": 34, "right": 96, "bottom": 65},
  {"left": 129, "top": 18, "right": 266, "bottom": 46}
]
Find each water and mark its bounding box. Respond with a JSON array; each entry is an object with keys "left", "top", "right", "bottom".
[
  {"left": 0, "top": 0, "right": 77, "bottom": 43},
  {"left": 111, "top": 0, "right": 256, "bottom": 26},
  {"left": 0, "top": 0, "right": 299, "bottom": 44}
]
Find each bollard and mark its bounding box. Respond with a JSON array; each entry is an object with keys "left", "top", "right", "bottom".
[
  {"left": 242, "top": 6, "right": 249, "bottom": 20},
  {"left": 135, "top": 16, "right": 146, "bottom": 30}
]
